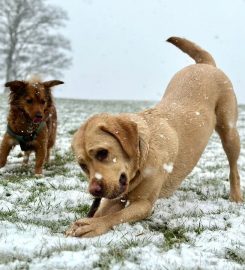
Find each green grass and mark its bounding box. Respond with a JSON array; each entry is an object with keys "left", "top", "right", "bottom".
[
  {"left": 76, "top": 172, "right": 87, "bottom": 181},
  {"left": 148, "top": 223, "right": 189, "bottom": 250},
  {"left": 66, "top": 204, "right": 90, "bottom": 218},
  {"left": 93, "top": 246, "right": 127, "bottom": 270},
  {"left": 0, "top": 150, "right": 76, "bottom": 181},
  {"left": 0, "top": 166, "right": 34, "bottom": 183},
  {"left": 93, "top": 240, "right": 143, "bottom": 270},
  {"left": 225, "top": 248, "right": 245, "bottom": 265},
  {"left": 0, "top": 211, "right": 71, "bottom": 234},
  {"left": 68, "top": 129, "right": 77, "bottom": 135},
  {"left": 44, "top": 150, "right": 75, "bottom": 177},
  {"left": 0, "top": 242, "right": 88, "bottom": 265},
  {"left": 0, "top": 210, "right": 18, "bottom": 220}
]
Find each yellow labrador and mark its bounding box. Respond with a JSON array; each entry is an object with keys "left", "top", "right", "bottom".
[{"left": 66, "top": 37, "right": 243, "bottom": 238}]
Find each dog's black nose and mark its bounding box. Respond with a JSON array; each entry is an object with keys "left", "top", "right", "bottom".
[{"left": 119, "top": 173, "right": 127, "bottom": 186}]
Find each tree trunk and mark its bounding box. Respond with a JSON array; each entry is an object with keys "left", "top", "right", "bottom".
[{"left": 4, "top": 63, "right": 11, "bottom": 93}]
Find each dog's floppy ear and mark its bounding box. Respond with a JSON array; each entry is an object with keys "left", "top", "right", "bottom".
[
  {"left": 5, "top": 80, "right": 27, "bottom": 92},
  {"left": 43, "top": 80, "right": 64, "bottom": 88},
  {"left": 100, "top": 116, "right": 139, "bottom": 160}
]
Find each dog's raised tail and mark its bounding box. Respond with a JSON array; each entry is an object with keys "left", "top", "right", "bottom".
[{"left": 167, "top": 36, "right": 216, "bottom": 67}]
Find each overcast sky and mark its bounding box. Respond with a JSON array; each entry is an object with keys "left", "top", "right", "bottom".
[{"left": 4, "top": 0, "right": 245, "bottom": 103}]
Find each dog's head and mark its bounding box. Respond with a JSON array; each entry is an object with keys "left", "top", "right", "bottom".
[
  {"left": 6, "top": 78, "right": 63, "bottom": 123},
  {"left": 72, "top": 114, "right": 148, "bottom": 199}
]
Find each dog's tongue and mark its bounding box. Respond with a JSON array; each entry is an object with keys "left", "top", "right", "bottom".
[{"left": 33, "top": 118, "right": 42, "bottom": 123}]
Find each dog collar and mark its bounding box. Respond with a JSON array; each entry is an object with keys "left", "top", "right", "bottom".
[{"left": 7, "top": 122, "right": 46, "bottom": 151}]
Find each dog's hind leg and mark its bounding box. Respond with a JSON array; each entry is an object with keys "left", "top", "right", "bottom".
[
  {"left": 216, "top": 126, "right": 242, "bottom": 202},
  {"left": 215, "top": 90, "right": 243, "bottom": 202}
]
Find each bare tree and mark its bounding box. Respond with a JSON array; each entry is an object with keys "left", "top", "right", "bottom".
[{"left": 0, "top": 0, "right": 71, "bottom": 91}]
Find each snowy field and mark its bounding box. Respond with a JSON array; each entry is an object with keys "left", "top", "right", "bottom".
[{"left": 0, "top": 94, "right": 244, "bottom": 270}]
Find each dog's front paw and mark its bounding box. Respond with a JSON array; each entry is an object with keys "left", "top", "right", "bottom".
[
  {"left": 65, "top": 217, "right": 110, "bottom": 238},
  {"left": 229, "top": 193, "right": 244, "bottom": 203}
]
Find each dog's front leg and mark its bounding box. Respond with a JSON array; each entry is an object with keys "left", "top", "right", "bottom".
[
  {"left": 65, "top": 199, "right": 152, "bottom": 237},
  {"left": 34, "top": 141, "right": 47, "bottom": 175},
  {"left": 0, "top": 134, "right": 14, "bottom": 168}
]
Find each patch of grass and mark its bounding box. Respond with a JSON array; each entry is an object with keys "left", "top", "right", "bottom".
[
  {"left": 148, "top": 223, "right": 189, "bottom": 250},
  {"left": 190, "top": 221, "right": 228, "bottom": 235},
  {"left": 93, "top": 246, "right": 126, "bottom": 270},
  {"left": 93, "top": 237, "right": 152, "bottom": 269},
  {"left": 204, "top": 163, "right": 225, "bottom": 171},
  {"left": 33, "top": 219, "right": 70, "bottom": 234},
  {"left": 0, "top": 253, "right": 31, "bottom": 266},
  {"left": 0, "top": 210, "right": 18, "bottom": 221},
  {"left": 66, "top": 204, "right": 90, "bottom": 218},
  {"left": 0, "top": 150, "right": 76, "bottom": 181},
  {"left": 39, "top": 243, "right": 87, "bottom": 258},
  {"left": 0, "top": 166, "right": 34, "bottom": 183},
  {"left": 225, "top": 248, "right": 245, "bottom": 265},
  {"left": 221, "top": 193, "right": 230, "bottom": 200},
  {"left": 0, "top": 211, "right": 69, "bottom": 234},
  {"left": 76, "top": 172, "right": 87, "bottom": 181},
  {"left": 180, "top": 181, "right": 231, "bottom": 201},
  {"left": 44, "top": 150, "right": 75, "bottom": 177},
  {"left": 68, "top": 129, "right": 77, "bottom": 135},
  {"left": 19, "top": 218, "right": 70, "bottom": 234},
  {"left": 193, "top": 220, "right": 205, "bottom": 235},
  {"left": 0, "top": 243, "right": 87, "bottom": 265},
  {"left": 46, "top": 152, "right": 72, "bottom": 167},
  {"left": 179, "top": 186, "right": 208, "bottom": 201},
  {"left": 24, "top": 183, "right": 49, "bottom": 204}
]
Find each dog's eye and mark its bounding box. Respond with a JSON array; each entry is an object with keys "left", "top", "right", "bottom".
[
  {"left": 40, "top": 100, "right": 46, "bottom": 105},
  {"left": 80, "top": 163, "right": 89, "bottom": 174},
  {"left": 95, "top": 149, "right": 108, "bottom": 161},
  {"left": 26, "top": 99, "right": 33, "bottom": 104}
]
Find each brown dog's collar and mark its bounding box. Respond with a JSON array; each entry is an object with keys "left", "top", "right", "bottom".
[{"left": 7, "top": 122, "right": 46, "bottom": 151}]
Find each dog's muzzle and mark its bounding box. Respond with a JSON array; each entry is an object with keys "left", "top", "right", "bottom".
[{"left": 89, "top": 179, "right": 104, "bottom": 197}]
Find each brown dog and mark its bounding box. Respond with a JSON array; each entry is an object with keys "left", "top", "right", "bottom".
[
  {"left": 66, "top": 37, "right": 243, "bottom": 238},
  {"left": 0, "top": 77, "right": 63, "bottom": 175}
]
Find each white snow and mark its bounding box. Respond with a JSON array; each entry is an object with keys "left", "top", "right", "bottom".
[
  {"left": 163, "top": 162, "right": 174, "bottom": 173},
  {"left": 94, "top": 172, "right": 103, "bottom": 180}
]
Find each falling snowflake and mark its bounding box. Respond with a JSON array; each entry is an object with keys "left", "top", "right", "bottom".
[
  {"left": 163, "top": 163, "right": 174, "bottom": 173},
  {"left": 94, "top": 172, "right": 103, "bottom": 180}
]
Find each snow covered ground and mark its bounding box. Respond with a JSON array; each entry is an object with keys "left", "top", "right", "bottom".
[{"left": 0, "top": 95, "right": 244, "bottom": 270}]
